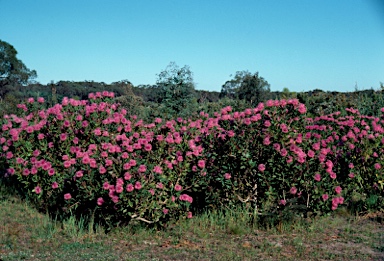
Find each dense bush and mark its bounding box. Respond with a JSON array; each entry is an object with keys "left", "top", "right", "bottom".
[{"left": 0, "top": 92, "right": 383, "bottom": 229}]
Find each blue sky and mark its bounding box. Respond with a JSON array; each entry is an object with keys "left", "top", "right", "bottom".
[{"left": 1, "top": 0, "right": 384, "bottom": 93}]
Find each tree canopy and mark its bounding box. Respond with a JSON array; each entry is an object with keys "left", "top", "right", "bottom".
[
  {"left": 156, "top": 62, "right": 197, "bottom": 118},
  {"left": 220, "top": 70, "right": 270, "bottom": 106},
  {"left": 0, "top": 40, "right": 37, "bottom": 88}
]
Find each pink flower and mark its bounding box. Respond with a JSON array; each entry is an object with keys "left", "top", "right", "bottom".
[
  {"left": 60, "top": 133, "right": 67, "bottom": 141},
  {"left": 224, "top": 173, "right": 231, "bottom": 179},
  {"left": 121, "top": 152, "right": 129, "bottom": 159},
  {"left": 63, "top": 161, "right": 71, "bottom": 168},
  {"left": 322, "top": 194, "right": 329, "bottom": 201},
  {"left": 329, "top": 172, "right": 337, "bottom": 179},
  {"left": 124, "top": 172, "right": 132, "bottom": 180},
  {"left": 63, "top": 120, "right": 70, "bottom": 127},
  {"left": 348, "top": 172, "right": 355, "bottom": 178},
  {"left": 153, "top": 165, "right": 163, "bottom": 174},
  {"left": 129, "top": 159, "right": 137, "bottom": 167},
  {"left": 105, "top": 159, "right": 113, "bottom": 166},
  {"left": 138, "top": 164, "right": 147, "bottom": 173},
  {"left": 97, "top": 197, "right": 104, "bottom": 206},
  {"left": 7, "top": 168, "right": 15, "bottom": 175},
  {"left": 123, "top": 163, "right": 130, "bottom": 170},
  {"left": 94, "top": 128, "right": 102, "bottom": 136},
  {"left": 156, "top": 182, "right": 164, "bottom": 189},
  {"left": 298, "top": 103, "right": 307, "bottom": 114},
  {"left": 179, "top": 194, "right": 193, "bottom": 203},
  {"left": 258, "top": 164, "right": 266, "bottom": 172},
  {"left": 103, "top": 182, "right": 110, "bottom": 190},
  {"left": 52, "top": 182, "right": 58, "bottom": 189},
  {"left": 279, "top": 199, "right": 287, "bottom": 206},
  {"left": 116, "top": 185, "right": 124, "bottom": 194},
  {"left": 116, "top": 178, "right": 124, "bottom": 185},
  {"left": 314, "top": 173, "right": 321, "bottom": 182},
  {"left": 134, "top": 182, "right": 142, "bottom": 190},
  {"left": 6, "top": 151, "right": 13, "bottom": 159},
  {"left": 163, "top": 208, "right": 169, "bottom": 215},
  {"left": 332, "top": 197, "right": 339, "bottom": 207},
  {"left": 30, "top": 167, "right": 37, "bottom": 175},
  {"left": 37, "top": 97, "right": 45, "bottom": 103},
  {"left": 48, "top": 168, "right": 55, "bottom": 176},
  {"left": 334, "top": 186, "right": 342, "bottom": 194},
  {"left": 99, "top": 165, "right": 107, "bottom": 174},
  {"left": 126, "top": 184, "right": 134, "bottom": 192},
  {"left": 34, "top": 186, "right": 42, "bottom": 194},
  {"left": 174, "top": 184, "right": 182, "bottom": 191},
  {"left": 149, "top": 188, "right": 155, "bottom": 195},
  {"left": 197, "top": 160, "right": 206, "bottom": 169},
  {"left": 374, "top": 163, "right": 381, "bottom": 170},
  {"left": 263, "top": 136, "right": 271, "bottom": 145},
  {"left": 290, "top": 187, "right": 297, "bottom": 195},
  {"left": 144, "top": 144, "right": 152, "bottom": 152},
  {"left": 187, "top": 212, "right": 193, "bottom": 219},
  {"left": 111, "top": 196, "right": 119, "bottom": 203},
  {"left": 75, "top": 170, "right": 83, "bottom": 178},
  {"left": 23, "top": 169, "right": 30, "bottom": 176},
  {"left": 64, "top": 193, "right": 72, "bottom": 200},
  {"left": 325, "top": 160, "right": 334, "bottom": 169}
]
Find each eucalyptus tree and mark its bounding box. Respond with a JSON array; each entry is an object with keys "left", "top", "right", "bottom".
[
  {"left": 0, "top": 40, "right": 37, "bottom": 97},
  {"left": 220, "top": 70, "right": 270, "bottom": 106},
  {"left": 156, "top": 62, "right": 197, "bottom": 118}
]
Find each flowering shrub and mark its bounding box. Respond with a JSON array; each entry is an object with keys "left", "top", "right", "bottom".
[
  {"left": 0, "top": 92, "right": 201, "bottom": 227},
  {"left": 0, "top": 92, "right": 383, "bottom": 228},
  {"left": 196, "top": 101, "right": 383, "bottom": 215}
]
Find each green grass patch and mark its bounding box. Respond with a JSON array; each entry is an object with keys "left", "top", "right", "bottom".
[{"left": 1, "top": 182, "right": 383, "bottom": 261}]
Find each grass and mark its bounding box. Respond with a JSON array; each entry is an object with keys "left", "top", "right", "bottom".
[{"left": 0, "top": 183, "right": 383, "bottom": 261}]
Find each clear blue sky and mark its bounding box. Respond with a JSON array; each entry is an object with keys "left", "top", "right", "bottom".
[{"left": 1, "top": 0, "right": 384, "bottom": 93}]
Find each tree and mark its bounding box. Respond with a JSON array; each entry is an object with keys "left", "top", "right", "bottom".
[
  {"left": 220, "top": 70, "right": 270, "bottom": 106},
  {"left": 156, "top": 62, "right": 197, "bottom": 118},
  {"left": 0, "top": 40, "right": 37, "bottom": 93}
]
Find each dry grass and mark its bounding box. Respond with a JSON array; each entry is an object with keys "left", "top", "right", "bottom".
[{"left": 1, "top": 191, "right": 383, "bottom": 261}]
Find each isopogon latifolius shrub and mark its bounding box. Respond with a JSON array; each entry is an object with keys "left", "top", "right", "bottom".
[
  {"left": 0, "top": 93, "right": 383, "bottom": 229},
  {"left": 0, "top": 92, "right": 208, "bottom": 228},
  {"left": 192, "top": 99, "right": 383, "bottom": 217},
  {"left": 305, "top": 108, "right": 384, "bottom": 213}
]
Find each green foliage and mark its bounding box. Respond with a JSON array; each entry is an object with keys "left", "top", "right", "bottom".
[
  {"left": 0, "top": 40, "right": 37, "bottom": 95},
  {"left": 156, "top": 62, "right": 198, "bottom": 119},
  {"left": 354, "top": 90, "right": 384, "bottom": 117},
  {"left": 220, "top": 70, "right": 270, "bottom": 107}
]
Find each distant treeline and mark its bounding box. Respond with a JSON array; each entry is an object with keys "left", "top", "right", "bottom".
[{"left": 1, "top": 79, "right": 384, "bottom": 122}]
